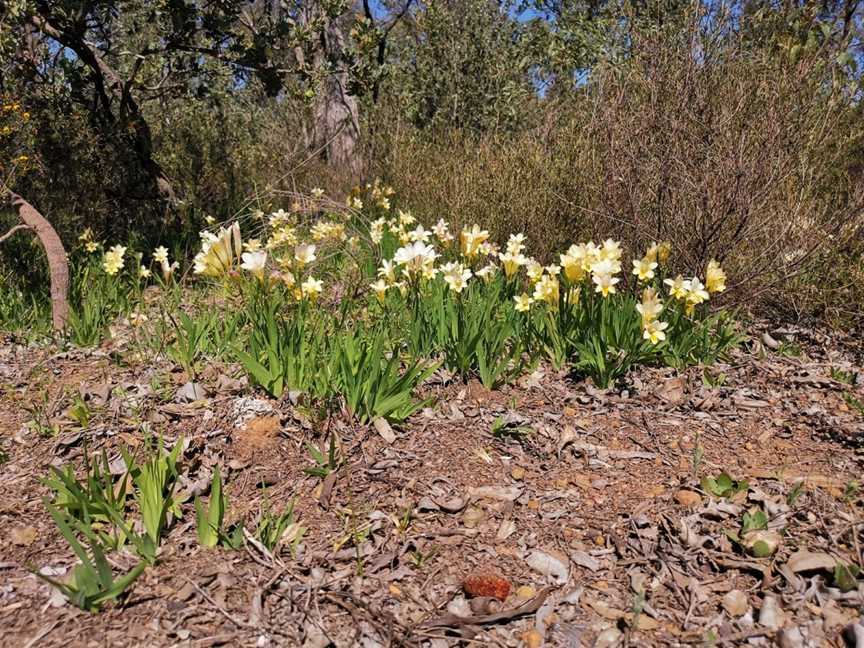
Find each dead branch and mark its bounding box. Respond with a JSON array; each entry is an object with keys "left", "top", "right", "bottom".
[{"left": 2, "top": 192, "right": 69, "bottom": 330}]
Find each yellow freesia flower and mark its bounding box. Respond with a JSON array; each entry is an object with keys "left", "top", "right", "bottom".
[
  {"left": 533, "top": 273, "right": 559, "bottom": 306},
  {"left": 642, "top": 319, "right": 669, "bottom": 344},
  {"left": 441, "top": 262, "right": 472, "bottom": 293},
  {"left": 460, "top": 224, "right": 489, "bottom": 259},
  {"left": 499, "top": 251, "right": 527, "bottom": 277},
  {"left": 514, "top": 293, "right": 534, "bottom": 312},
  {"left": 632, "top": 257, "right": 658, "bottom": 282},
  {"left": 85, "top": 241, "right": 99, "bottom": 253},
  {"left": 636, "top": 287, "right": 663, "bottom": 323},
  {"left": 525, "top": 259, "right": 544, "bottom": 283},
  {"left": 506, "top": 233, "right": 527, "bottom": 255},
  {"left": 153, "top": 246, "right": 169, "bottom": 264},
  {"left": 301, "top": 276, "right": 324, "bottom": 301},
  {"left": 664, "top": 275, "right": 690, "bottom": 300},
  {"left": 705, "top": 259, "right": 727, "bottom": 293},
  {"left": 102, "top": 245, "right": 127, "bottom": 275},
  {"left": 139, "top": 265, "right": 151, "bottom": 279}
]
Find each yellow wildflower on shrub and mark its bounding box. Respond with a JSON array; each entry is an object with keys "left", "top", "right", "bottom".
[
  {"left": 705, "top": 260, "right": 727, "bottom": 293},
  {"left": 102, "top": 245, "right": 127, "bottom": 275}
]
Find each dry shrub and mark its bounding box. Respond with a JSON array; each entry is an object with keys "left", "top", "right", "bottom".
[{"left": 377, "top": 13, "right": 864, "bottom": 324}]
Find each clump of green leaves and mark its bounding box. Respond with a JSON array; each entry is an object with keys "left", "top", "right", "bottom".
[
  {"left": 304, "top": 436, "right": 342, "bottom": 479},
  {"left": 167, "top": 311, "right": 215, "bottom": 378},
  {"left": 123, "top": 437, "right": 182, "bottom": 549},
  {"left": 195, "top": 466, "right": 243, "bottom": 549},
  {"left": 36, "top": 503, "right": 146, "bottom": 612},
  {"left": 234, "top": 297, "right": 327, "bottom": 398},
  {"left": 700, "top": 472, "right": 749, "bottom": 498},
  {"left": 254, "top": 499, "right": 305, "bottom": 555},
  {"left": 332, "top": 328, "right": 435, "bottom": 423}
]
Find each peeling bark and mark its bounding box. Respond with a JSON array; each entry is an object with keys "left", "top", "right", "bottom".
[{"left": 3, "top": 192, "right": 69, "bottom": 331}]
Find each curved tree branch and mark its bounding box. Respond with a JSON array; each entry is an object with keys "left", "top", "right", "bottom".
[{"left": 3, "top": 192, "right": 69, "bottom": 330}]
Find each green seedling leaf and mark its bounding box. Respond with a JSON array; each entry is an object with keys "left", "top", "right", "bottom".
[
  {"left": 833, "top": 562, "right": 861, "bottom": 592},
  {"left": 700, "top": 472, "right": 748, "bottom": 498}
]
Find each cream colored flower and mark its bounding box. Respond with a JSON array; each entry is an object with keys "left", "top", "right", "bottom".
[
  {"left": 632, "top": 257, "right": 658, "bottom": 282},
  {"left": 311, "top": 187, "right": 325, "bottom": 199},
  {"left": 408, "top": 225, "right": 431, "bottom": 243},
  {"left": 301, "top": 276, "right": 324, "bottom": 301},
  {"left": 592, "top": 273, "right": 619, "bottom": 297},
  {"left": 499, "top": 251, "right": 527, "bottom": 277},
  {"left": 369, "top": 278, "right": 389, "bottom": 303},
  {"left": 664, "top": 275, "right": 690, "bottom": 300},
  {"left": 533, "top": 273, "right": 560, "bottom": 306},
  {"left": 103, "top": 245, "right": 127, "bottom": 275},
  {"left": 85, "top": 241, "right": 99, "bottom": 253},
  {"left": 599, "top": 239, "right": 623, "bottom": 262},
  {"left": 369, "top": 218, "right": 387, "bottom": 244},
  {"left": 378, "top": 260, "right": 397, "bottom": 285},
  {"left": 441, "top": 262, "right": 473, "bottom": 293},
  {"left": 139, "top": 265, "right": 151, "bottom": 279},
  {"left": 294, "top": 243, "right": 317, "bottom": 267},
  {"left": 686, "top": 277, "right": 710, "bottom": 305},
  {"left": 241, "top": 250, "right": 268, "bottom": 279},
  {"left": 243, "top": 239, "right": 262, "bottom": 252},
  {"left": 560, "top": 245, "right": 586, "bottom": 282},
  {"left": 393, "top": 242, "right": 439, "bottom": 276},
  {"left": 193, "top": 223, "right": 242, "bottom": 277},
  {"left": 476, "top": 263, "right": 497, "bottom": 282},
  {"left": 636, "top": 287, "right": 663, "bottom": 323},
  {"left": 642, "top": 319, "right": 669, "bottom": 344},
  {"left": 460, "top": 224, "right": 489, "bottom": 259},
  {"left": 526, "top": 259, "right": 544, "bottom": 283},
  {"left": 506, "top": 233, "right": 527, "bottom": 255},
  {"left": 153, "top": 246, "right": 169, "bottom": 265},
  {"left": 432, "top": 219, "right": 453, "bottom": 244},
  {"left": 514, "top": 293, "right": 534, "bottom": 312}
]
